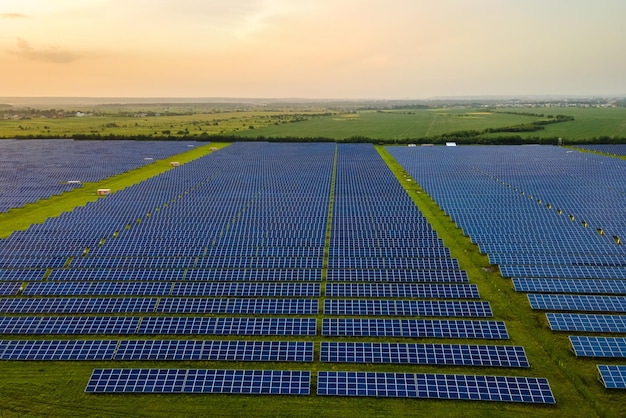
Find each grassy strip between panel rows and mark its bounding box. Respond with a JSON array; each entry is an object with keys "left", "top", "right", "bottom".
[
  {"left": 0, "top": 143, "right": 230, "bottom": 239},
  {"left": 377, "top": 145, "right": 624, "bottom": 418}
]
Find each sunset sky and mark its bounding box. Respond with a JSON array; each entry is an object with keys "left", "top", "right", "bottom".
[{"left": 1, "top": 0, "right": 625, "bottom": 99}]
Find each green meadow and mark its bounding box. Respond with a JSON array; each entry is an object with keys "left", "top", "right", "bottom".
[
  {"left": 234, "top": 109, "right": 548, "bottom": 140},
  {"left": 3, "top": 103, "right": 626, "bottom": 142},
  {"left": 494, "top": 107, "right": 626, "bottom": 141}
]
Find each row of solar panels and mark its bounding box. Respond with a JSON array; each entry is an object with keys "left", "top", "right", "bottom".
[
  {"left": 3, "top": 282, "right": 481, "bottom": 298},
  {"left": 84, "top": 369, "right": 556, "bottom": 403},
  {"left": 0, "top": 298, "right": 493, "bottom": 316},
  {"left": 574, "top": 144, "right": 626, "bottom": 156},
  {"left": 388, "top": 146, "right": 626, "bottom": 260},
  {"left": 0, "top": 140, "right": 202, "bottom": 212},
  {"left": 0, "top": 268, "right": 468, "bottom": 282},
  {"left": 0, "top": 340, "right": 529, "bottom": 366},
  {"left": 0, "top": 317, "right": 509, "bottom": 338}
]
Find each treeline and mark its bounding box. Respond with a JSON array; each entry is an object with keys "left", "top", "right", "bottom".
[{"left": 4, "top": 132, "right": 626, "bottom": 145}]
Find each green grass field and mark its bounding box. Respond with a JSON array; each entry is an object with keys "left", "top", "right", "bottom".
[
  {"left": 4, "top": 103, "right": 626, "bottom": 141},
  {"left": 233, "top": 109, "right": 549, "bottom": 140},
  {"left": 0, "top": 142, "right": 625, "bottom": 417},
  {"left": 494, "top": 108, "right": 626, "bottom": 141}
]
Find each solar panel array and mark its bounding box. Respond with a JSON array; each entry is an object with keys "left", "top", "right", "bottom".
[
  {"left": 85, "top": 369, "right": 311, "bottom": 394},
  {"left": 0, "top": 142, "right": 557, "bottom": 403},
  {"left": 0, "top": 339, "right": 313, "bottom": 362},
  {"left": 320, "top": 342, "right": 529, "bottom": 367},
  {"left": 569, "top": 336, "right": 626, "bottom": 358},
  {"left": 317, "top": 371, "right": 555, "bottom": 404},
  {"left": 0, "top": 339, "right": 117, "bottom": 360},
  {"left": 547, "top": 313, "right": 626, "bottom": 332},
  {"left": 114, "top": 340, "right": 313, "bottom": 362},
  {"left": 0, "top": 139, "right": 201, "bottom": 212},
  {"left": 325, "top": 283, "right": 479, "bottom": 298},
  {"left": 390, "top": 144, "right": 626, "bottom": 389},
  {"left": 573, "top": 144, "right": 626, "bottom": 156},
  {"left": 322, "top": 318, "right": 508, "bottom": 339},
  {"left": 323, "top": 299, "right": 492, "bottom": 317},
  {"left": 597, "top": 365, "right": 626, "bottom": 389},
  {"left": 528, "top": 294, "right": 626, "bottom": 313}
]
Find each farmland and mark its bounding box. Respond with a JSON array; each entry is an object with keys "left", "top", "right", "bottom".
[
  {"left": 0, "top": 140, "right": 625, "bottom": 417},
  {"left": 3, "top": 99, "right": 626, "bottom": 142}
]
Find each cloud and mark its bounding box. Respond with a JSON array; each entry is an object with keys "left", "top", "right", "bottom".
[
  {"left": 1, "top": 13, "right": 28, "bottom": 18},
  {"left": 6, "top": 38, "right": 81, "bottom": 64}
]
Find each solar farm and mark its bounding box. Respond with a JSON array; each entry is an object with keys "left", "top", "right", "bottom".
[{"left": 0, "top": 141, "right": 625, "bottom": 416}]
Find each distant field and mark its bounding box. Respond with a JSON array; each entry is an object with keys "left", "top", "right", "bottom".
[
  {"left": 234, "top": 109, "right": 547, "bottom": 140},
  {"left": 0, "top": 108, "right": 324, "bottom": 138},
  {"left": 3, "top": 103, "right": 626, "bottom": 142},
  {"left": 493, "top": 108, "right": 626, "bottom": 141}
]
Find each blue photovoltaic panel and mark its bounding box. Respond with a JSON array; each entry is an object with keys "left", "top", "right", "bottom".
[
  {"left": 114, "top": 340, "right": 313, "bottom": 362},
  {"left": 320, "top": 342, "right": 529, "bottom": 367},
  {"left": 0, "top": 258, "right": 67, "bottom": 269},
  {"left": 85, "top": 369, "right": 311, "bottom": 394},
  {"left": 500, "top": 265, "right": 626, "bottom": 280},
  {"left": 325, "top": 283, "right": 479, "bottom": 299},
  {"left": 171, "top": 283, "right": 320, "bottom": 297},
  {"left": 0, "top": 269, "right": 46, "bottom": 281},
  {"left": 46, "top": 269, "right": 185, "bottom": 282},
  {"left": 137, "top": 317, "right": 317, "bottom": 336},
  {"left": 0, "top": 340, "right": 117, "bottom": 360},
  {"left": 22, "top": 282, "right": 173, "bottom": 296},
  {"left": 569, "top": 336, "right": 626, "bottom": 358},
  {"left": 513, "top": 278, "right": 626, "bottom": 295},
  {"left": 184, "top": 269, "right": 323, "bottom": 282},
  {"left": 0, "top": 282, "right": 22, "bottom": 296},
  {"left": 155, "top": 298, "right": 318, "bottom": 314},
  {"left": 0, "top": 297, "right": 158, "bottom": 314},
  {"left": 321, "top": 319, "right": 508, "bottom": 339},
  {"left": 598, "top": 365, "right": 626, "bottom": 389},
  {"left": 327, "top": 257, "right": 459, "bottom": 269},
  {"left": 528, "top": 294, "right": 626, "bottom": 312},
  {"left": 326, "top": 269, "right": 469, "bottom": 283},
  {"left": 317, "top": 371, "right": 555, "bottom": 403},
  {"left": 547, "top": 313, "right": 626, "bottom": 332},
  {"left": 0, "top": 316, "right": 140, "bottom": 335},
  {"left": 323, "top": 300, "right": 492, "bottom": 317}
]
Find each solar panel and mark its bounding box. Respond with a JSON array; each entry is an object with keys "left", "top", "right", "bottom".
[
  {"left": 171, "top": 283, "right": 320, "bottom": 297},
  {"left": 137, "top": 317, "right": 317, "bottom": 336},
  {"left": 156, "top": 298, "right": 318, "bottom": 314},
  {"left": 184, "top": 269, "right": 323, "bottom": 282},
  {"left": 85, "top": 369, "right": 311, "bottom": 394},
  {"left": 317, "top": 371, "right": 555, "bottom": 403},
  {"left": 0, "top": 316, "right": 140, "bottom": 335},
  {"left": 547, "top": 313, "right": 626, "bottom": 332},
  {"left": 0, "top": 269, "right": 46, "bottom": 281},
  {"left": 320, "top": 342, "right": 528, "bottom": 367},
  {"left": 513, "top": 278, "right": 626, "bottom": 295},
  {"left": 0, "top": 282, "right": 22, "bottom": 296},
  {"left": 0, "top": 297, "right": 158, "bottom": 314},
  {"left": 0, "top": 340, "right": 117, "bottom": 360},
  {"left": 114, "top": 340, "right": 314, "bottom": 362},
  {"left": 321, "top": 319, "right": 508, "bottom": 339},
  {"left": 325, "top": 283, "right": 479, "bottom": 299},
  {"left": 528, "top": 294, "right": 626, "bottom": 312},
  {"left": 597, "top": 365, "right": 626, "bottom": 389},
  {"left": 22, "top": 282, "right": 173, "bottom": 296},
  {"left": 569, "top": 336, "right": 626, "bottom": 358},
  {"left": 323, "top": 300, "right": 492, "bottom": 317},
  {"left": 326, "top": 269, "right": 469, "bottom": 283}
]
